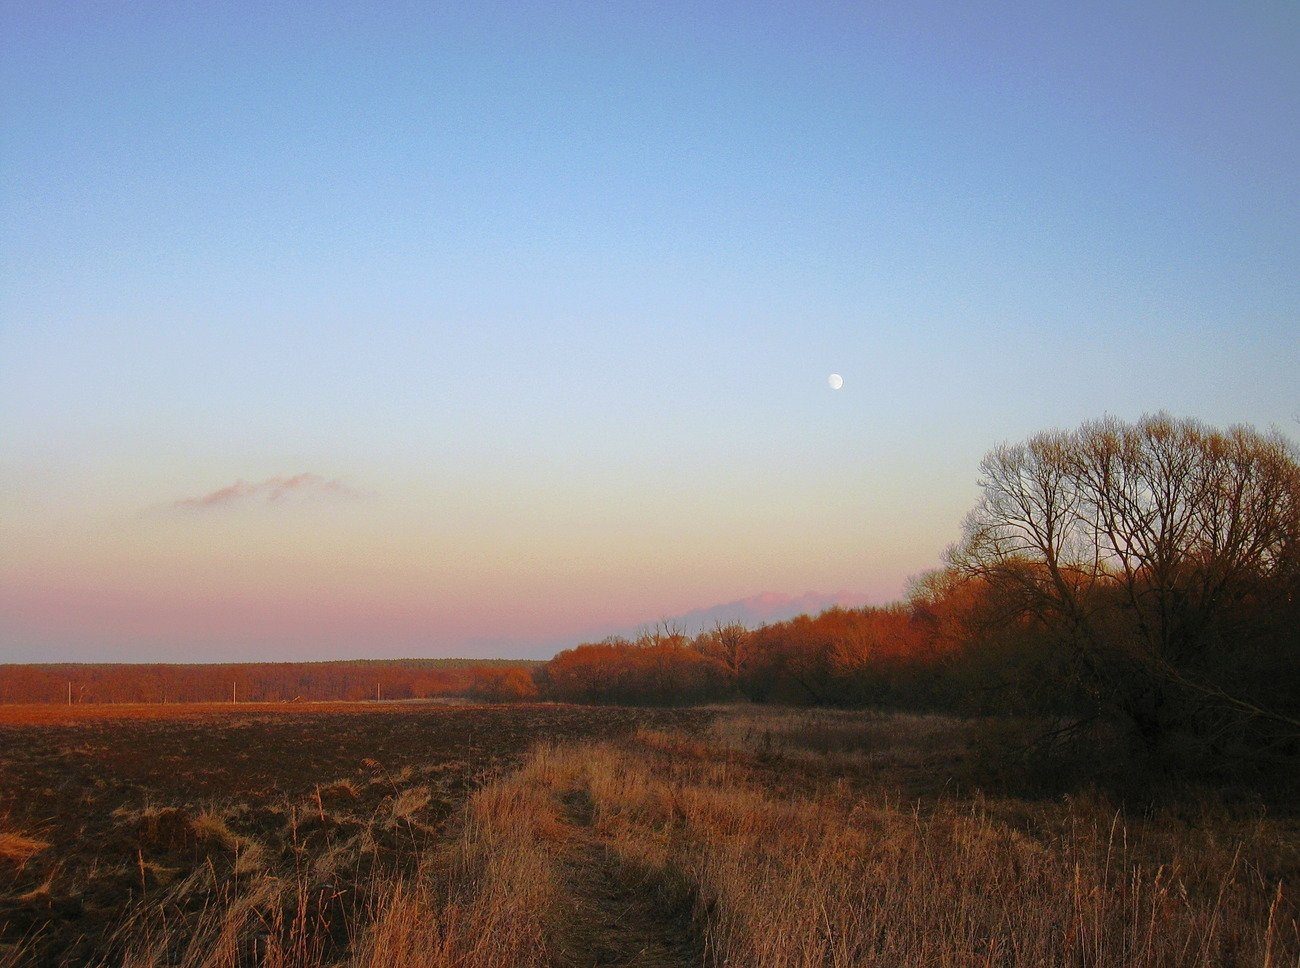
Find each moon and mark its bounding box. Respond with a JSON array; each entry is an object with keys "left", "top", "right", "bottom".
[{"left": 828, "top": 373, "right": 844, "bottom": 390}]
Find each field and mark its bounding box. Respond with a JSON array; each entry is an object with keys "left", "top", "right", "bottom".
[
  {"left": 0, "top": 702, "right": 702, "bottom": 966},
  {"left": 0, "top": 703, "right": 1296, "bottom": 967}
]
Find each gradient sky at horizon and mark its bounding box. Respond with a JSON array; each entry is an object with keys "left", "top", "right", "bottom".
[{"left": 2, "top": 1, "right": 1297, "bottom": 661}]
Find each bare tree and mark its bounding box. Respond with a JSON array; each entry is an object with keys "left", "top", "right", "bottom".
[
  {"left": 951, "top": 413, "right": 1300, "bottom": 747},
  {"left": 646, "top": 619, "right": 690, "bottom": 649},
  {"left": 696, "top": 620, "right": 750, "bottom": 681}
]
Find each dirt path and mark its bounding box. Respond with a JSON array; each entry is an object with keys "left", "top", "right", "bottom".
[{"left": 557, "top": 791, "right": 702, "bottom": 968}]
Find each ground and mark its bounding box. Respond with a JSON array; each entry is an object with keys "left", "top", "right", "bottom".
[
  {"left": 0, "top": 702, "right": 1296, "bottom": 967},
  {"left": 0, "top": 702, "right": 703, "bottom": 966}
]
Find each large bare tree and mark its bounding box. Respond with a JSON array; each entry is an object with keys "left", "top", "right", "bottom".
[{"left": 951, "top": 413, "right": 1300, "bottom": 747}]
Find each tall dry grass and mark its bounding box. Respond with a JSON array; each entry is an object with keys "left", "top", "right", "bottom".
[
  {"left": 509, "top": 711, "right": 1297, "bottom": 967},
  {"left": 0, "top": 833, "right": 48, "bottom": 865},
  {"left": 350, "top": 747, "right": 576, "bottom": 968},
  {"left": 17, "top": 708, "right": 1297, "bottom": 967}
]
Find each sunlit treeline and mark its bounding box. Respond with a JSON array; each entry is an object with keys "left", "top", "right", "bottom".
[
  {"left": 540, "top": 414, "right": 1300, "bottom": 765},
  {"left": 0, "top": 659, "right": 539, "bottom": 705},
  {"left": 537, "top": 578, "right": 1068, "bottom": 713}
]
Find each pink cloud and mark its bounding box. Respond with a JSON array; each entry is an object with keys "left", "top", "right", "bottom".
[
  {"left": 172, "top": 473, "right": 363, "bottom": 510},
  {"left": 602, "top": 589, "right": 873, "bottom": 639}
]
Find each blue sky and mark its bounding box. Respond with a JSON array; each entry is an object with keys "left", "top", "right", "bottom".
[{"left": 1, "top": 1, "right": 1296, "bottom": 660}]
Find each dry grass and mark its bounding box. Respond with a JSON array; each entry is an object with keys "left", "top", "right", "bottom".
[
  {"left": 376, "top": 709, "right": 1295, "bottom": 968},
  {"left": 389, "top": 785, "right": 434, "bottom": 822},
  {"left": 107, "top": 755, "right": 570, "bottom": 968},
  {"left": 320, "top": 778, "right": 361, "bottom": 799},
  {"left": 352, "top": 750, "right": 572, "bottom": 967},
  {"left": 0, "top": 833, "right": 49, "bottom": 865},
  {"left": 190, "top": 809, "right": 243, "bottom": 850},
  {"left": 356, "top": 711, "right": 1299, "bottom": 967},
  {"left": 4, "top": 706, "right": 1295, "bottom": 967}
]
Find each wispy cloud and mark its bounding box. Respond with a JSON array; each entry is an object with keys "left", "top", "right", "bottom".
[{"left": 172, "top": 473, "right": 364, "bottom": 511}]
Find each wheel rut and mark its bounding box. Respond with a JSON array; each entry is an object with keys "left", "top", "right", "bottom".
[{"left": 556, "top": 790, "right": 701, "bottom": 968}]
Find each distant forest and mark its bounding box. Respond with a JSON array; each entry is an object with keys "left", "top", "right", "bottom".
[{"left": 0, "top": 658, "right": 538, "bottom": 704}]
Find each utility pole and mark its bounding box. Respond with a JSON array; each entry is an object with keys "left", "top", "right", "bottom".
[
  {"left": 376, "top": 681, "right": 381, "bottom": 702},
  {"left": 67, "top": 681, "right": 72, "bottom": 706},
  {"left": 232, "top": 681, "right": 237, "bottom": 704}
]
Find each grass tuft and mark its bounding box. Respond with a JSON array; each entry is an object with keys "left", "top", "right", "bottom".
[{"left": 0, "top": 833, "right": 50, "bottom": 865}]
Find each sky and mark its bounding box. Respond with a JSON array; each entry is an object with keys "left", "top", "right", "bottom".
[{"left": 1, "top": 1, "right": 1297, "bottom": 662}]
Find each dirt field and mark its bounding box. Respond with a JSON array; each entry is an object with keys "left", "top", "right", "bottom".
[
  {"left": 0, "top": 702, "right": 705, "bottom": 966},
  {"left": 1, "top": 703, "right": 1296, "bottom": 967}
]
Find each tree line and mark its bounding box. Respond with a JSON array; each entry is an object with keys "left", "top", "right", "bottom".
[
  {"left": 0, "top": 659, "right": 538, "bottom": 705},
  {"left": 533, "top": 414, "right": 1300, "bottom": 765}
]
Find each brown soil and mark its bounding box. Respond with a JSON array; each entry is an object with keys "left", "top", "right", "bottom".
[{"left": 0, "top": 702, "right": 706, "bottom": 966}]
